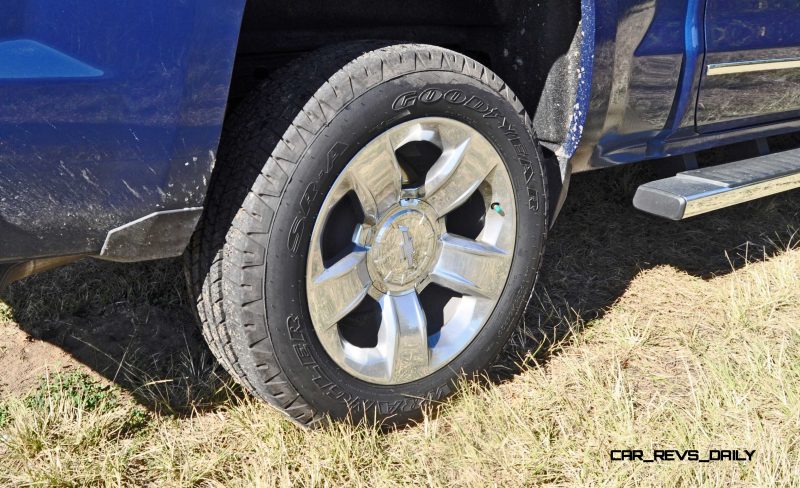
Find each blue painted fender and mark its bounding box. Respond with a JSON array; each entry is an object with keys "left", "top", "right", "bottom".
[{"left": 0, "top": 0, "right": 246, "bottom": 262}]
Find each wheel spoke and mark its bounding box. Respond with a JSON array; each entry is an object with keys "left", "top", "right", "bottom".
[
  {"left": 423, "top": 138, "right": 471, "bottom": 197},
  {"left": 430, "top": 234, "right": 509, "bottom": 299},
  {"left": 393, "top": 122, "right": 442, "bottom": 149},
  {"left": 308, "top": 248, "right": 371, "bottom": 329},
  {"left": 422, "top": 135, "right": 499, "bottom": 217},
  {"left": 346, "top": 136, "right": 403, "bottom": 224},
  {"left": 377, "top": 291, "right": 429, "bottom": 382}
]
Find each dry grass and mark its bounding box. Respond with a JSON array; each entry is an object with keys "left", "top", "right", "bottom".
[{"left": 1, "top": 166, "right": 800, "bottom": 487}]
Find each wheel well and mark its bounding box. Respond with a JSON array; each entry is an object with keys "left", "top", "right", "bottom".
[{"left": 228, "top": 0, "right": 582, "bottom": 149}]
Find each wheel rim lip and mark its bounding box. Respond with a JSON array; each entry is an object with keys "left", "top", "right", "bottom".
[{"left": 305, "top": 116, "right": 517, "bottom": 385}]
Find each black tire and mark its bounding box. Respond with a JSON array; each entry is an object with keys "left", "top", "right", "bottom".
[{"left": 185, "top": 42, "right": 549, "bottom": 426}]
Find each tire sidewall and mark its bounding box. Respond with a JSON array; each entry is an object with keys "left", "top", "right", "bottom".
[{"left": 265, "top": 68, "right": 547, "bottom": 422}]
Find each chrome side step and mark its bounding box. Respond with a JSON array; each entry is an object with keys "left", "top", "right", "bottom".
[{"left": 633, "top": 147, "right": 800, "bottom": 220}]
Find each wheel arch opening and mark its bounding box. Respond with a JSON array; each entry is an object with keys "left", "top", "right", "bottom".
[{"left": 221, "top": 0, "right": 584, "bottom": 225}]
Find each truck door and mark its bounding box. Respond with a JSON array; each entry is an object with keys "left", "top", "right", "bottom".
[{"left": 697, "top": 0, "right": 800, "bottom": 133}]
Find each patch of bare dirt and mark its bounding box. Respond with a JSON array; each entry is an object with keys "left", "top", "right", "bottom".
[
  {"left": 0, "top": 321, "right": 80, "bottom": 396},
  {"left": 0, "top": 259, "right": 227, "bottom": 412}
]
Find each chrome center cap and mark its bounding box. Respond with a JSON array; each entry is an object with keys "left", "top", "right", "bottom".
[{"left": 368, "top": 205, "right": 438, "bottom": 292}]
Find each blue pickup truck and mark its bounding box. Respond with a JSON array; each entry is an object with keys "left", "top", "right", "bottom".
[{"left": 2, "top": 1, "right": 799, "bottom": 426}]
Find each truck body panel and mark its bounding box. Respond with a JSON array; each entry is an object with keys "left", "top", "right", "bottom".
[
  {"left": 2, "top": 0, "right": 799, "bottom": 266},
  {"left": 0, "top": 0, "right": 245, "bottom": 261}
]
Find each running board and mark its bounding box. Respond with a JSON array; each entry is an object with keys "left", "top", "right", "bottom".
[{"left": 633, "top": 147, "right": 800, "bottom": 220}]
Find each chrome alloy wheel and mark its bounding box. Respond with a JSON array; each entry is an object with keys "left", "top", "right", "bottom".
[{"left": 306, "top": 117, "right": 517, "bottom": 385}]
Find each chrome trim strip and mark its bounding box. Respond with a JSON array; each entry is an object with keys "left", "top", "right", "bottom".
[
  {"left": 683, "top": 171, "right": 800, "bottom": 218},
  {"left": 707, "top": 58, "right": 800, "bottom": 76}
]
